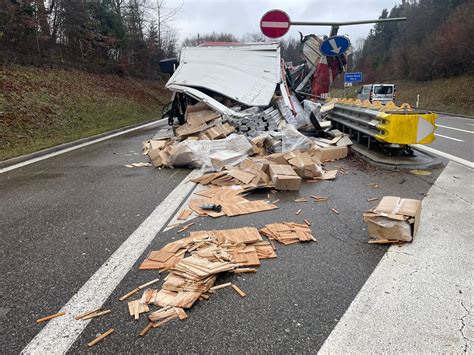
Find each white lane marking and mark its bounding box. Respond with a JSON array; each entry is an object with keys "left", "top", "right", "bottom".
[
  {"left": 412, "top": 145, "right": 473, "bottom": 169},
  {"left": 318, "top": 162, "right": 474, "bottom": 354},
  {"left": 436, "top": 124, "right": 473, "bottom": 134},
  {"left": 1, "top": 119, "right": 166, "bottom": 174},
  {"left": 22, "top": 169, "right": 201, "bottom": 355},
  {"left": 434, "top": 133, "right": 464, "bottom": 142}
]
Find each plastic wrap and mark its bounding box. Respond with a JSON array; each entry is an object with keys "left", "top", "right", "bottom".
[
  {"left": 168, "top": 134, "right": 252, "bottom": 171},
  {"left": 280, "top": 125, "right": 315, "bottom": 152}
]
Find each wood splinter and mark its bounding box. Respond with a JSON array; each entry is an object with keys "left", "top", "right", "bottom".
[
  {"left": 231, "top": 284, "right": 246, "bottom": 297},
  {"left": 75, "top": 308, "right": 102, "bottom": 320},
  {"left": 139, "top": 322, "right": 153, "bottom": 337},
  {"left": 331, "top": 208, "right": 340, "bottom": 214},
  {"left": 36, "top": 312, "right": 65, "bottom": 324},
  {"left": 210, "top": 282, "right": 232, "bottom": 291},
  {"left": 295, "top": 209, "right": 302, "bottom": 215},
  {"left": 87, "top": 328, "right": 114, "bottom": 347},
  {"left": 367, "top": 197, "right": 379, "bottom": 202},
  {"left": 177, "top": 222, "right": 194, "bottom": 234},
  {"left": 119, "top": 287, "right": 139, "bottom": 301},
  {"left": 81, "top": 309, "right": 111, "bottom": 320}
]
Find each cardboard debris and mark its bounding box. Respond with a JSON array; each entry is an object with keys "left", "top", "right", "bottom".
[
  {"left": 318, "top": 146, "right": 348, "bottom": 161},
  {"left": 269, "top": 165, "right": 301, "bottom": 191},
  {"left": 363, "top": 196, "right": 422, "bottom": 244}
]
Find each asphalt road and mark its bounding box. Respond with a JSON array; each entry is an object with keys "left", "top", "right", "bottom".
[
  {"left": 0, "top": 123, "right": 444, "bottom": 353},
  {"left": 428, "top": 114, "right": 473, "bottom": 162}
]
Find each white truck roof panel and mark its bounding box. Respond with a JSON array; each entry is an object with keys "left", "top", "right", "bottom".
[{"left": 166, "top": 44, "right": 281, "bottom": 107}]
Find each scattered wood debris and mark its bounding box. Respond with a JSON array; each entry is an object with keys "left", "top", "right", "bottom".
[
  {"left": 124, "top": 162, "right": 152, "bottom": 168},
  {"left": 132, "top": 224, "right": 316, "bottom": 333},
  {"left": 119, "top": 288, "right": 140, "bottom": 301},
  {"left": 311, "top": 195, "right": 328, "bottom": 202},
  {"left": 178, "top": 209, "right": 193, "bottom": 221},
  {"left": 87, "top": 328, "right": 114, "bottom": 347},
  {"left": 75, "top": 308, "right": 102, "bottom": 320},
  {"left": 260, "top": 222, "right": 317, "bottom": 245},
  {"left": 81, "top": 309, "right": 111, "bottom": 320},
  {"left": 177, "top": 223, "right": 194, "bottom": 233},
  {"left": 294, "top": 198, "right": 308, "bottom": 202},
  {"left": 231, "top": 284, "right": 246, "bottom": 297},
  {"left": 36, "top": 312, "right": 65, "bottom": 324}
]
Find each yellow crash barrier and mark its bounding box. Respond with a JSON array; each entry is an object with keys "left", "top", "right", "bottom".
[
  {"left": 375, "top": 111, "right": 437, "bottom": 144},
  {"left": 330, "top": 99, "right": 438, "bottom": 145}
]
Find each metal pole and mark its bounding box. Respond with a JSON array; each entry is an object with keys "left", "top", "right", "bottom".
[{"left": 290, "top": 17, "right": 407, "bottom": 27}]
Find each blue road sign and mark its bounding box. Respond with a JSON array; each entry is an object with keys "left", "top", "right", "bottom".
[
  {"left": 344, "top": 72, "right": 363, "bottom": 83},
  {"left": 320, "top": 36, "right": 351, "bottom": 57}
]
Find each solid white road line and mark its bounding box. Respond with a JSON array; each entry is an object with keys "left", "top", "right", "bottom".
[
  {"left": 319, "top": 162, "right": 474, "bottom": 354},
  {"left": 413, "top": 145, "right": 473, "bottom": 169},
  {"left": 22, "top": 169, "right": 201, "bottom": 355},
  {"left": 436, "top": 124, "right": 474, "bottom": 134},
  {"left": 434, "top": 133, "right": 464, "bottom": 142},
  {"left": 1, "top": 119, "right": 165, "bottom": 174}
]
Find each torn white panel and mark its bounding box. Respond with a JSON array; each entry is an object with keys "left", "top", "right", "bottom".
[
  {"left": 167, "top": 84, "right": 248, "bottom": 118},
  {"left": 167, "top": 44, "right": 281, "bottom": 107}
]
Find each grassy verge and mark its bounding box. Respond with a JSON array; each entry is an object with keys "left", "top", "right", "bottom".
[
  {"left": 330, "top": 74, "right": 474, "bottom": 116},
  {"left": 1, "top": 65, "right": 168, "bottom": 161}
]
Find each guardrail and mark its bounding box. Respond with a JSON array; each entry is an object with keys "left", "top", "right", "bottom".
[{"left": 327, "top": 99, "right": 438, "bottom": 146}]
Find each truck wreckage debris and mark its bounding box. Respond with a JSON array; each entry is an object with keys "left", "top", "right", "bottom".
[{"left": 35, "top": 42, "right": 426, "bottom": 348}]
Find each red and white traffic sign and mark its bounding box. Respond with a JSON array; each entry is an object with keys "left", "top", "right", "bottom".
[{"left": 260, "top": 9, "right": 291, "bottom": 39}]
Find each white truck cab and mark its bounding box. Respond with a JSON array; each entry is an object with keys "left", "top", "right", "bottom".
[{"left": 357, "top": 84, "right": 395, "bottom": 104}]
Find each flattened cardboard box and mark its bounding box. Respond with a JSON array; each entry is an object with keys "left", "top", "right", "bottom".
[
  {"left": 363, "top": 196, "right": 422, "bottom": 242},
  {"left": 269, "top": 164, "right": 301, "bottom": 191}
]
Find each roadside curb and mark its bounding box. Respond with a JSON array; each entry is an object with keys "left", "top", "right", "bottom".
[{"left": 0, "top": 118, "right": 166, "bottom": 169}]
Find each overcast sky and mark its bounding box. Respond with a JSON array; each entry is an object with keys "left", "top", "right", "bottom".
[{"left": 165, "top": 0, "right": 401, "bottom": 45}]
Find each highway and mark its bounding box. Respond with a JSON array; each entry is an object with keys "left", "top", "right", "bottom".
[
  {"left": 0, "top": 115, "right": 472, "bottom": 353},
  {"left": 428, "top": 114, "right": 473, "bottom": 162}
]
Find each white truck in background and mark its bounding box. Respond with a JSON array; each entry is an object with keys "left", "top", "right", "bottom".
[{"left": 357, "top": 84, "right": 395, "bottom": 104}]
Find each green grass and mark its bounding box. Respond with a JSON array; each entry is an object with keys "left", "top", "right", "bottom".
[
  {"left": 1, "top": 65, "right": 168, "bottom": 160},
  {"left": 330, "top": 74, "right": 474, "bottom": 116}
]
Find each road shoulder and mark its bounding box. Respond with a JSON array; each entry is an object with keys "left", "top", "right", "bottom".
[{"left": 318, "top": 161, "right": 474, "bottom": 354}]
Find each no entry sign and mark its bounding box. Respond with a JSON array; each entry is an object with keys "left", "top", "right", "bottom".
[{"left": 260, "top": 9, "right": 291, "bottom": 38}]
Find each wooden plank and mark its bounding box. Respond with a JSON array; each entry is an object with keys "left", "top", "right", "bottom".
[
  {"left": 231, "top": 284, "right": 246, "bottom": 297},
  {"left": 87, "top": 328, "right": 114, "bottom": 347},
  {"left": 36, "top": 312, "right": 65, "bottom": 324},
  {"left": 222, "top": 200, "right": 278, "bottom": 217},
  {"left": 173, "top": 307, "right": 188, "bottom": 320}
]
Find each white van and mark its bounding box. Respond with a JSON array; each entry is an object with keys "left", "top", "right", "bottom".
[{"left": 357, "top": 84, "right": 395, "bottom": 104}]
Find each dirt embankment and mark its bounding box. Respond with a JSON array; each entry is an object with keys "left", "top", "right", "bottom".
[
  {"left": 1, "top": 65, "right": 169, "bottom": 160},
  {"left": 331, "top": 74, "right": 474, "bottom": 116}
]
